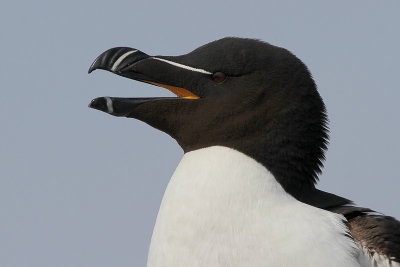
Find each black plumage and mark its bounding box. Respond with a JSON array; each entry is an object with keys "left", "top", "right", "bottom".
[{"left": 89, "top": 37, "right": 400, "bottom": 264}]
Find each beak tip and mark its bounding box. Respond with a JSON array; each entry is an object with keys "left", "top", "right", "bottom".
[
  {"left": 88, "top": 99, "right": 96, "bottom": 109},
  {"left": 88, "top": 97, "right": 107, "bottom": 112},
  {"left": 88, "top": 59, "right": 99, "bottom": 74}
]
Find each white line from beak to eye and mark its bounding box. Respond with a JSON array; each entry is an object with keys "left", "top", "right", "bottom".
[
  {"left": 105, "top": 97, "right": 114, "bottom": 113},
  {"left": 151, "top": 57, "right": 212, "bottom": 75},
  {"left": 111, "top": 50, "right": 138, "bottom": 72}
]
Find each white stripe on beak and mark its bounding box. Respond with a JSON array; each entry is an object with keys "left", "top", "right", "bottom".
[
  {"left": 151, "top": 57, "right": 212, "bottom": 75},
  {"left": 111, "top": 50, "right": 138, "bottom": 72},
  {"left": 105, "top": 97, "right": 114, "bottom": 113}
]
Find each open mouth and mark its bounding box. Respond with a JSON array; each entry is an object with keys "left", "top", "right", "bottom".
[
  {"left": 87, "top": 47, "right": 209, "bottom": 116},
  {"left": 88, "top": 47, "right": 205, "bottom": 102}
]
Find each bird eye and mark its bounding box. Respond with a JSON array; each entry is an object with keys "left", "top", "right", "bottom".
[{"left": 211, "top": 72, "right": 226, "bottom": 83}]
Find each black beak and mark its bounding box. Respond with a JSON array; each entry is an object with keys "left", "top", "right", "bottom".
[
  {"left": 88, "top": 47, "right": 152, "bottom": 80},
  {"left": 88, "top": 47, "right": 159, "bottom": 116},
  {"left": 88, "top": 46, "right": 203, "bottom": 118}
]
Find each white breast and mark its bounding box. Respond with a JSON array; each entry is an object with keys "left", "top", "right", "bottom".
[{"left": 147, "top": 146, "right": 362, "bottom": 267}]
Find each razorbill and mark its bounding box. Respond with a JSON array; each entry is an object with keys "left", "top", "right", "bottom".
[{"left": 88, "top": 37, "right": 400, "bottom": 267}]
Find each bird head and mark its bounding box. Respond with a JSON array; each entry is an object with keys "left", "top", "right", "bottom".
[{"left": 89, "top": 37, "right": 328, "bottom": 195}]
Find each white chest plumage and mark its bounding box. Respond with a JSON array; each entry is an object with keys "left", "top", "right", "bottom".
[{"left": 147, "top": 146, "right": 361, "bottom": 267}]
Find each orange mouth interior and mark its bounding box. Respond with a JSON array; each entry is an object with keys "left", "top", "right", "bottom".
[{"left": 148, "top": 82, "right": 200, "bottom": 99}]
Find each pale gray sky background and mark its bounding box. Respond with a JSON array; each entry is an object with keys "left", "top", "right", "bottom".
[{"left": 1, "top": 1, "right": 399, "bottom": 266}]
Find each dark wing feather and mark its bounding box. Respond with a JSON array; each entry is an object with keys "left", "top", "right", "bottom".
[
  {"left": 340, "top": 207, "right": 400, "bottom": 264},
  {"left": 297, "top": 188, "right": 400, "bottom": 265}
]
